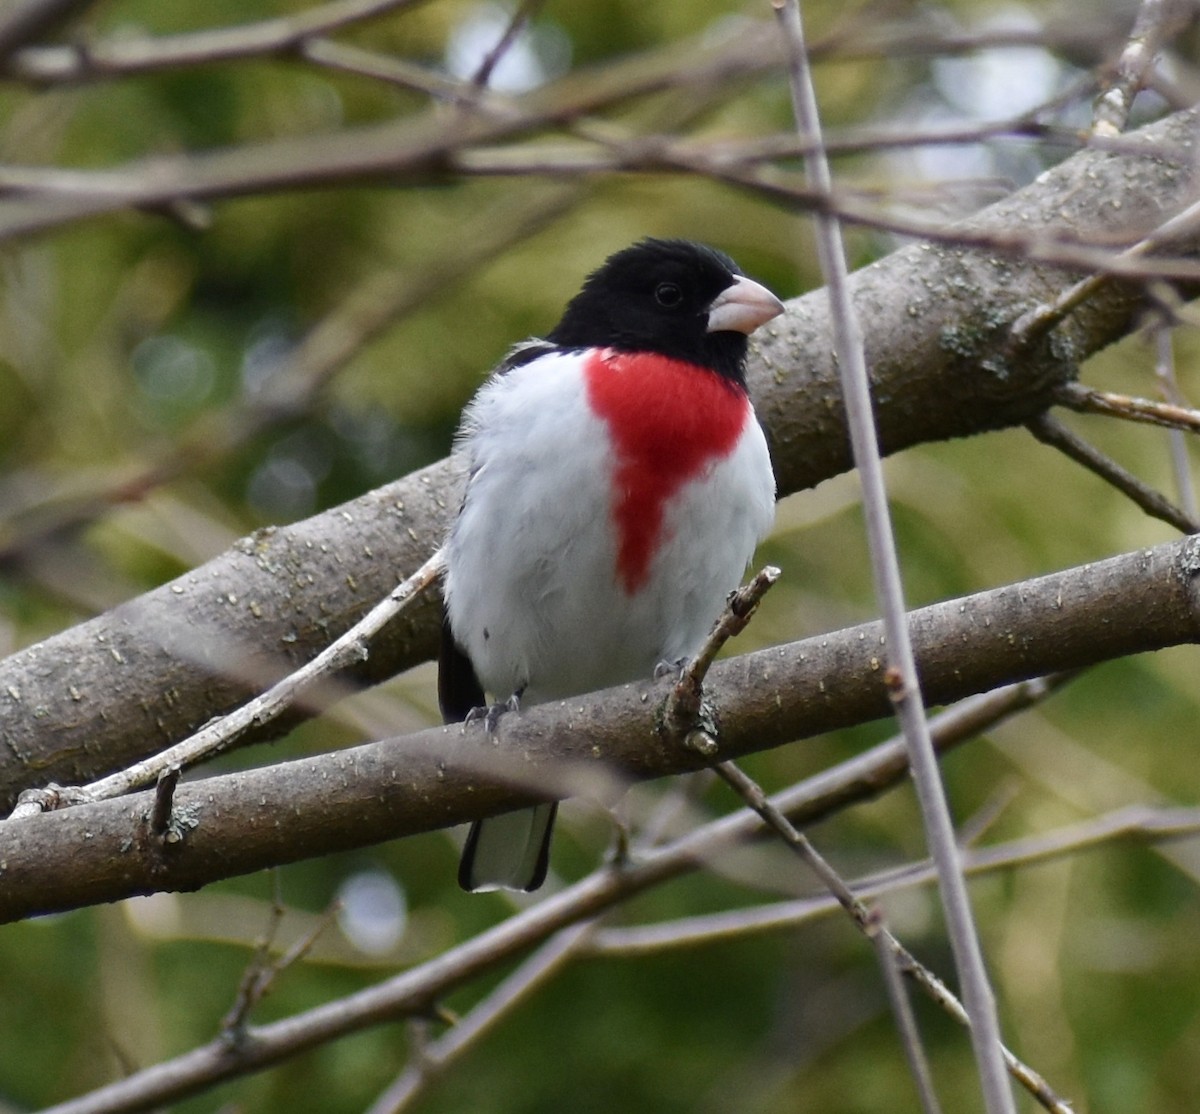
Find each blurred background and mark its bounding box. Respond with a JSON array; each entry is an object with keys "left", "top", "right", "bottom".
[{"left": 1, "top": 0, "right": 1200, "bottom": 1111}]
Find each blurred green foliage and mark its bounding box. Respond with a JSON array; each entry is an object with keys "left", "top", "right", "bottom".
[{"left": 2, "top": 0, "right": 1199, "bottom": 1112}]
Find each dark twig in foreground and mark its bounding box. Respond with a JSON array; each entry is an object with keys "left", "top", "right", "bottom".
[
  {"left": 713, "top": 760, "right": 1069, "bottom": 1114},
  {"left": 1027, "top": 412, "right": 1199, "bottom": 533}
]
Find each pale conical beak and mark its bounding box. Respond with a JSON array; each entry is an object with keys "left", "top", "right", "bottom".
[{"left": 706, "top": 275, "right": 785, "bottom": 335}]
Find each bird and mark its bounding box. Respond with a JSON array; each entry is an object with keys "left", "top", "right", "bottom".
[{"left": 439, "top": 237, "right": 783, "bottom": 892}]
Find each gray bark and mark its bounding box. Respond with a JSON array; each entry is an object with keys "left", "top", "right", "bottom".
[{"left": 3, "top": 536, "right": 1199, "bottom": 922}]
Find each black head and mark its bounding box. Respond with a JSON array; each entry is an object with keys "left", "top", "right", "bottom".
[{"left": 546, "top": 239, "right": 783, "bottom": 383}]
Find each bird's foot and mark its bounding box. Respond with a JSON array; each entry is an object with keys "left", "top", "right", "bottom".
[{"left": 463, "top": 690, "right": 522, "bottom": 736}]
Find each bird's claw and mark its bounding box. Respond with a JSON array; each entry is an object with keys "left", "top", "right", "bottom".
[
  {"left": 653, "top": 656, "right": 688, "bottom": 681},
  {"left": 463, "top": 691, "right": 522, "bottom": 737}
]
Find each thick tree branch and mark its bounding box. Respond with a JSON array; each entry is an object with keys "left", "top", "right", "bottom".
[
  {"left": 13, "top": 672, "right": 1070, "bottom": 1113},
  {"left": 0, "top": 106, "right": 1196, "bottom": 809},
  {"left": 3, "top": 535, "right": 1199, "bottom": 923}
]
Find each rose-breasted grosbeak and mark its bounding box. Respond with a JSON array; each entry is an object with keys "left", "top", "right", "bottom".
[{"left": 440, "top": 238, "right": 782, "bottom": 891}]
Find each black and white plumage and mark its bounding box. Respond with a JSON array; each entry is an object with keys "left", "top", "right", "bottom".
[{"left": 440, "top": 238, "right": 783, "bottom": 892}]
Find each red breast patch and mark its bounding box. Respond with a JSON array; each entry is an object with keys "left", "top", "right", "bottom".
[{"left": 584, "top": 348, "right": 749, "bottom": 594}]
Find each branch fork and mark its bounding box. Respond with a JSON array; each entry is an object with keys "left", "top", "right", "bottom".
[{"left": 659, "top": 565, "right": 780, "bottom": 751}]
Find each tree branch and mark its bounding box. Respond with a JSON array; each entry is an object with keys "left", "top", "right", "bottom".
[
  {"left": 0, "top": 105, "right": 1196, "bottom": 810},
  {"left": 3, "top": 535, "right": 1199, "bottom": 923},
  {"left": 3, "top": 0, "right": 423, "bottom": 82},
  {"left": 22, "top": 669, "right": 1158, "bottom": 1114}
]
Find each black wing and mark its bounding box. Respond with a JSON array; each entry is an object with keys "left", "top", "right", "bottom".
[
  {"left": 496, "top": 338, "right": 558, "bottom": 375},
  {"left": 438, "top": 606, "right": 485, "bottom": 723}
]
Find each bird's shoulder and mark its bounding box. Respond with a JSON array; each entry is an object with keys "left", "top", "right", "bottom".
[
  {"left": 495, "top": 337, "right": 562, "bottom": 375},
  {"left": 452, "top": 343, "right": 597, "bottom": 479}
]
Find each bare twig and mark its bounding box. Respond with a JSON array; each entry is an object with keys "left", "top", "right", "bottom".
[
  {"left": 1009, "top": 189, "right": 1200, "bottom": 353},
  {"left": 0, "top": 120, "right": 1197, "bottom": 285},
  {"left": 150, "top": 765, "right": 181, "bottom": 837},
  {"left": 468, "top": 0, "right": 543, "bottom": 92},
  {"left": 220, "top": 877, "right": 288, "bottom": 1039},
  {"left": 866, "top": 906, "right": 944, "bottom": 1114},
  {"left": 4, "top": 0, "right": 425, "bottom": 82},
  {"left": 365, "top": 922, "right": 594, "bottom": 1114},
  {"left": 713, "top": 759, "right": 1067, "bottom": 1114},
  {"left": 772, "top": 2, "right": 1015, "bottom": 1110},
  {"left": 298, "top": 36, "right": 487, "bottom": 100},
  {"left": 1027, "top": 412, "right": 1199, "bottom": 533},
  {"left": 5, "top": 547, "right": 446, "bottom": 820},
  {"left": 1054, "top": 380, "right": 1200, "bottom": 434},
  {"left": 221, "top": 886, "right": 342, "bottom": 1039},
  {"left": 0, "top": 7, "right": 1134, "bottom": 87},
  {"left": 592, "top": 801, "right": 1200, "bottom": 956},
  {"left": 1154, "top": 324, "right": 1199, "bottom": 518},
  {"left": 1093, "top": 0, "right": 1187, "bottom": 137}
]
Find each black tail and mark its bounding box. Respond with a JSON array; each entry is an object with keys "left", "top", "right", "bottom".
[{"left": 439, "top": 607, "right": 557, "bottom": 892}]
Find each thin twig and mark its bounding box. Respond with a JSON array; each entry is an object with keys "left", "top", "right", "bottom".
[
  {"left": 713, "top": 760, "right": 1069, "bottom": 1114},
  {"left": 2, "top": 120, "right": 1199, "bottom": 284},
  {"left": 365, "top": 922, "right": 594, "bottom": 1114},
  {"left": 1054, "top": 380, "right": 1200, "bottom": 434},
  {"left": 5, "top": 547, "right": 446, "bottom": 820},
  {"left": 469, "top": 0, "right": 543, "bottom": 92},
  {"left": 1009, "top": 190, "right": 1200, "bottom": 353},
  {"left": 1093, "top": 0, "right": 1187, "bottom": 138},
  {"left": 220, "top": 876, "right": 288, "bottom": 1040},
  {"left": 772, "top": 2, "right": 1016, "bottom": 1110},
  {"left": 150, "top": 765, "right": 181, "bottom": 837},
  {"left": 1153, "top": 324, "right": 1199, "bottom": 518},
  {"left": 591, "top": 800, "right": 1200, "bottom": 956},
  {"left": 1, "top": 9, "right": 1130, "bottom": 86},
  {"left": 1027, "top": 412, "right": 1199, "bottom": 533},
  {"left": 4, "top": 0, "right": 425, "bottom": 82},
  {"left": 299, "top": 36, "right": 491, "bottom": 101},
  {"left": 866, "top": 906, "right": 944, "bottom": 1114},
  {"left": 661, "top": 565, "right": 780, "bottom": 746},
  {"left": 222, "top": 887, "right": 343, "bottom": 1039}
]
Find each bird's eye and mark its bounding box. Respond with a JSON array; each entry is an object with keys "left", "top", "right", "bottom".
[{"left": 654, "top": 282, "right": 683, "bottom": 308}]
